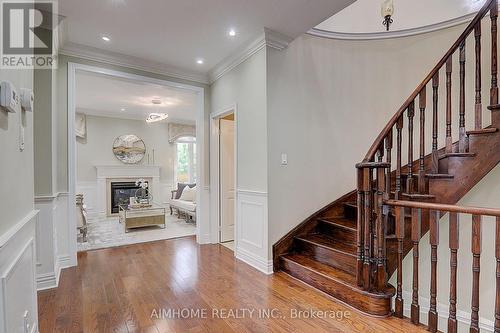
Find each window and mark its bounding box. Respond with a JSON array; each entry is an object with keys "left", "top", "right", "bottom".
[{"left": 175, "top": 137, "right": 196, "bottom": 184}]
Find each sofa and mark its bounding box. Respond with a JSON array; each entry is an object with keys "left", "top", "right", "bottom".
[{"left": 170, "top": 183, "right": 196, "bottom": 222}]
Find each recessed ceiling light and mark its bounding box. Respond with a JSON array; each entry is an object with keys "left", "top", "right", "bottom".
[
  {"left": 228, "top": 29, "right": 236, "bottom": 37},
  {"left": 120, "top": 108, "right": 125, "bottom": 111},
  {"left": 102, "top": 36, "right": 111, "bottom": 42},
  {"left": 196, "top": 59, "right": 204, "bottom": 65}
]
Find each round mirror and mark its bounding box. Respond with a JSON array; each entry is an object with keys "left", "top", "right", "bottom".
[{"left": 112, "top": 134, "right": 146, "bottom": 164}]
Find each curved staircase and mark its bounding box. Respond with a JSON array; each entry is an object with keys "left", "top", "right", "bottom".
[{"left": 273, "top": 0, "right": 500, "bottom": 330}]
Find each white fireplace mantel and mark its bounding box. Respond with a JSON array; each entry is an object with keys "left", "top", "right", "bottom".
[{"left": 95, "top": 165, "right": 161, "bottom": 216}]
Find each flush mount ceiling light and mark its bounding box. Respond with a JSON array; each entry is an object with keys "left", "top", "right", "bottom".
[
  {"left": 146, "top": 113, "right": 168, "bottom": 123},
  {"left": 120, "top": 108, "right": 126, "bottom": 111},
  {"left": 196, "top": 59, "right": 204, "bottom": 65},
  {"left": 102, "top": 35, "right": 111, "bottom": 42},
  {"left": 228, "top": 29, "right": 237, "bottom": 37}
]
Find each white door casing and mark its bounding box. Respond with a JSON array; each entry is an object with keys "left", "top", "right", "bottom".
[{"left": 220, "top": 118, "right": 235, "bottom": 242}]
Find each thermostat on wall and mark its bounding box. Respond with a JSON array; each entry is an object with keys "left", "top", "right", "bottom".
[{"left": 0, "top": 81, "right": 19, "bottom": 113}]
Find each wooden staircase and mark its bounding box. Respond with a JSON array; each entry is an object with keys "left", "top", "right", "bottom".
[{"left": 274, "top": 0, "right": 500, "bottom": 330}]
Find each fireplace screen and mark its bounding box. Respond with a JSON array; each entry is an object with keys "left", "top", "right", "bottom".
[{"left": 110, "top": 181, "right": 149, "bottom": 214}]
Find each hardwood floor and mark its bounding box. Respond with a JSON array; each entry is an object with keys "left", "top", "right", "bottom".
[{"left": 38, "top": 236, "right": 427, "bottom": 333}]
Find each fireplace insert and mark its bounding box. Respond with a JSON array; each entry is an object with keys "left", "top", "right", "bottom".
[{"left": 110, "top": 181, "right": 149, "bottom": 214}]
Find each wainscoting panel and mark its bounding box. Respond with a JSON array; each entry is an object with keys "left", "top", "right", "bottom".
[
  {"left": 0, "top": 210, "right": 38, "bottom": 333},
  {"left": 235, "top": 190, "right": 271, "bottom": 274},
  {"left": 34, "top": 196, "right": 57, "bottom": 290}
]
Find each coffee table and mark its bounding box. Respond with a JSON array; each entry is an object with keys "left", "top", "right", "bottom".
[{"left": 118, "top": 202, "right": 166, "bottom": 232}]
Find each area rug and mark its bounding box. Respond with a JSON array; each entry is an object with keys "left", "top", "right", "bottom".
[{"left": 78, "top": 215, "right": 196, "bottom": 251}]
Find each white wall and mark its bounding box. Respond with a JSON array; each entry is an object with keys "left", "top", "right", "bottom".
[
  {"left": 0, "top": 65, "right": 37, "bottom": 331},
  {"left": 210, "top": 47, "right": 271, "bottom": 273},
  {"left": 77, "top": 115, "right": 176, "bottom": 183}
]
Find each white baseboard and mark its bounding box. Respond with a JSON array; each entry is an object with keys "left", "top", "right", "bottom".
[
  {"left": 235, "top": 246, "right": 273, "bottom": 275},
  {"left": 400, "top": 291, "right": 494, "bottom": 332}
]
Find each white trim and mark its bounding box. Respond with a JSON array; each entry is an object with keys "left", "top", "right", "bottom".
[
  {"left": 60, "top": 42, "right": 209, "bottom": 84},
  {"left": 209, "top": 28, "right": 292, "bottom": 83},
  {"left": 0, "top": 210, "right": 39, "bottom": 249},
  {"left": 210, "top": 105, "right": 238, "bottom": 246},
  {"left": 308, "top": 12, "right": 476, "bottom": 40},
  {"left": 67, "top": 62, "right": 208, "bottom": 251},
  {"left": 235, "top": 247, "right": 273, "bottom": 275},
  {"left": 34, "top": 191, "right": 69, "bottom": 203},
  {"left": 36, "top": 272, "right": 58, "bottom": 291},
  {"left": 400, "top": 291, "right": 494, "bottom": 332},
  {"left": 236, "top": 189, "right": 268, "bottom": 197}
]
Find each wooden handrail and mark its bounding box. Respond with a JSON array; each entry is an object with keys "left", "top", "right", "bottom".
[
  {"left": 385, "top": 199, "right": 500, "bottom": 217},
  {"left": 363, "top": 0, "right": 496, "bottom": 162}
]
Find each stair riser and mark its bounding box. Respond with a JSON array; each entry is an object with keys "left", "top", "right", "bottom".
[
  {"left": 317, "top": 222, "right": 356, "bottom": 243},
  {"left": 343, "top": 205, "right": 357, "bottom": 219},
  {"left": 279, "top": 257, "right": 393, "bottom": 317},
  {"left": 294, "top": 239, "right": 356, "bottom": 275}
]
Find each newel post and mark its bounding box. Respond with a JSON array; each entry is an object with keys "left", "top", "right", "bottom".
[{"left": 355, "top": 161, "right": 391, "bottom": 291}]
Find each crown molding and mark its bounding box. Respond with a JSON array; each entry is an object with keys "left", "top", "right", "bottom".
[
  {"left": 208, "top": 28, "right": 293, "bottom": 84},
  {"left": 308, "top": 12, "right": 476, "bottom": 41},
  {"left": 59, "top": 42, "right": 209, "bottom": 84}
]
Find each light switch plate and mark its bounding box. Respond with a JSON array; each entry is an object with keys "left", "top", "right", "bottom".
[{"left": 281, "top": 153, "right": 288, "bottom": 166}]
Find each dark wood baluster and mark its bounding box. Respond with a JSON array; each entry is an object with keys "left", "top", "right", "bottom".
[
  {"left": 495, "top": 216, "right": 500, "bottom": 333},
  {"left": 446, "top": 56, "right": 453, "bottom": 153},
  {"left": 448, "top": 212, "right": 459, "bottom": 333},
  {"left": 475, "top": 22, "right": 483, "bottom": 130},
  {"left": 492, "top": 0, "right": 499, "bottom": 106},
  {"left": 356, "top": 168, "right": 364, "bottom": 287},
  {"left": 407, "top": 102, "right": 415, "bottom": 193},
  {"left": 385, "top": 131, "right": 393, "bottom": 197},
  {"left": 411, "top": 207, "right": 421, "bottom": 324},
  {"left": 376, "top": 165, "right": 386, "bottom": 291},
  {"left": 470, "top": 214, "right": 482, "bottom": 333},
  {"left": 362, "top": 167, "right": 372, "bottom": 290},
  {"left": 432, "top": 72, "right": 439, "bottom": 173},
  {"left": 459, "top": 41, "right": 468, "bottom": 153},
  {"left": 419, "top": 88, "right": 426, "bottom": 193},
  {"left": 394, "top": 206, "right": 404, "bottom": 318},
  {"left": 428, "top": 210, "right": 439, "bottom": 332},
  {"left": 395, "top": 116, "right": 403, "bottom": 200}
]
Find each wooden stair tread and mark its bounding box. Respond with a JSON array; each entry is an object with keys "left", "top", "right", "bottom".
[
  {"left": 281, "top": 253, "right": 356, "bottom": 284},
  {"left": 439, "top": 152, "right": 476, "bottom": 160},
  {"left": 425, "top": 173, "right": 454, "bottom": 179},
  {"left": 318, "top": 216, "right": 357, "bottom": 231},
  {"left": 466, "top": 128, "right": 498, "bottom": 135},
  {"left": 296, "top": 234, "right": 356, "bottom": 255}
]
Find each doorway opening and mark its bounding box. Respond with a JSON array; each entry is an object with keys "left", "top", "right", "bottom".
[{"left": 218, "top": 113, "right": 236, "bottom": 250}]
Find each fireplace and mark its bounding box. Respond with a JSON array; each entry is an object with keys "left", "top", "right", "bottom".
[{"left": 110, "top": 181, "right": 149, "bottom": 214}]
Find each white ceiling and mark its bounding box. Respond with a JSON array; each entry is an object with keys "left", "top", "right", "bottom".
[
  {"left": 315, "top": 0, "right": 487, "bottom": 36},
  {"left": 75, "top": 70, "right": 198, "bottom": 123},
  {"left": 59, "top": 0, "right": 354, "bottom": 78}
]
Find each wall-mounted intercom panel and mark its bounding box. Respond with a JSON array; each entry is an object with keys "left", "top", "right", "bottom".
[{"left": 0, "top": 81, "right": 20, "bottom": 113}]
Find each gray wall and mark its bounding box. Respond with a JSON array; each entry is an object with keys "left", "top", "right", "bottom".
[
  {"left": 210, "top": 47, "right": 268, "bottom": 192},
  {"left": 77, "top": 115, "right": 175, "bottom": 182},
  {"left": 0, "top": 67, "right": 34, "bottom": 236}
]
